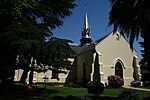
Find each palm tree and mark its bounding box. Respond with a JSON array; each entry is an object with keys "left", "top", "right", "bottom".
[{"left": 108, "top": 0, "right": 150, "bottom": 82}]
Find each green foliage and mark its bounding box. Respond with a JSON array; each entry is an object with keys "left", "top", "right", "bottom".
[
  {"left": 118, "top": 89, "right": 139, "bottom": 100},
  {"left": 131, "top": 81, "right": 141, "bottom": 87},
  {"left": 0, "top": 0, "right": 76, "bottom": 86},
  {"left": 38, "top": 37, "right": 74, "bottom": 70},
  {"left": 139, "top": 35, "right": 147, "bottom": 70},
  {"left": 107, "top": 75, "right": 124, "bottom": 88},
  {"left": 87, "top": 81, "right": 105, "bottom": 96},
  {"left": 108, "top": 0, "right": 150, "bottom": 45}
]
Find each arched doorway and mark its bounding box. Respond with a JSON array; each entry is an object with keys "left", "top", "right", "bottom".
[{"left": 115, "top": 61, "right": 123, "bottom": 78}]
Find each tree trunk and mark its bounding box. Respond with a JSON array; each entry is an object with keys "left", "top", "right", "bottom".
[
  {"left": 29, "top": 57, "right": 35, "bottom": 85},
  {"left": 29, "top": 70, "right": 33, "bottom": 85},
  {"left": 19, "top": 55, "right": 32, "bottom": 84},
  {"left": 19, "top": 69, "right": 29, "bottom": 84}
]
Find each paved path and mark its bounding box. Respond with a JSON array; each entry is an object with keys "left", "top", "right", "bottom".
[{"left": 122, "top": 85, "right": 150, "bottom": 92}]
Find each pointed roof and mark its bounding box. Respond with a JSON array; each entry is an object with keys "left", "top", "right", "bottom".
[
  {"left": 83, "top": 12, "right": 89, "bottom": 30},
  {"left": 80, "top": 11, "right": 92, "bottom": 46},
  {"left": 69, "top": 43, "right": 82, "bottom": 55}
]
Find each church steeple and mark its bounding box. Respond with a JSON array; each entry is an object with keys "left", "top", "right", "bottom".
[{"left": 80, "top": 1, "right": 92, "bottom": 46}]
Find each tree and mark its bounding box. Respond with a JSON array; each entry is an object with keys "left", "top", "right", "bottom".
[
  {"left": 108, "top": 0, "right": 150, "bottom": 82},
  {"left": 38, "top": 37, "right": 74, "bottom": 80},
  {"left": 139, "top": 34, "right": 147, "bottom": 69},
  {"left": 40, "top": 37, "right": 73, "bottom": 69},
  {"left": 0, "top": 0, "right": 76, "bottom": 88}
]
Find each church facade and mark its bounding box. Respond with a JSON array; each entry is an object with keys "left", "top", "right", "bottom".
[
  {"left": 66, "top": 11, "right": 141, "bottom": 85},
  {"left": 14, "top": 8, "right": 141, "bottom": 85}
]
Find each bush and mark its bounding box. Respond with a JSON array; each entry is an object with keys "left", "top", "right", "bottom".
[
  {"left": 87, "top": 81, "right": 104, "bottom": 96},
  {"left": 130, "top": 81, "right": 141, "bottom": 87},
  {"left": 119, "top": 89, "right": 138, "bottom": 100},
  {"left": 107, "top": 75, "right": 124, "bottom": 88}
]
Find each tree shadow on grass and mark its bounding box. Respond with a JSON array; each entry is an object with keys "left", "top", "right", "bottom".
[
  {"left": 0, "top": 84, "right": 59, "bottom": 100},
  {"left": 50, "top": 95, "right": 119, "bottom": 100},
  {"left": 50, "top": 95, "right": 79, "bottom": 100},
  {"left": 32, "top": 87, "right": 59, "bottom": 97},
  {"left": 89, "top": 96, "right": 119, "bottom": 100},
  {"left": 0, "top": 84, "right": 120, "bottom": 100}
]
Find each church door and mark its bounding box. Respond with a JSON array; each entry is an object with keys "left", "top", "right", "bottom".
[{"left": 115, "top": 61, "right": 123, "bottom": 78}]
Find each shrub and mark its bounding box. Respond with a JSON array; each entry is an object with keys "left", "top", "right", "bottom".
[
  {"left": 119, "top": 89, "right": 138, "bottom": 100},
  {"left": 107, "top": 75, "right": 124, "bottom": 88},
  {"left": 87, "top": 81, "right": 104, "bottom": 96},
  {"left": 130, "top": 81, "right": 141, "bottom": 87}
]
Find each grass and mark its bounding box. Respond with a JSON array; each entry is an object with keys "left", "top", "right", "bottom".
[
  {"left": 141, "top": 87, "right": 150, "bottom": 89},
  {"left": 0, "top": 84, "right": 150, "bottom": 100},
  {"left": 29, "top": 85, "right": 150, "bottom": 100},
  {"left": 37, "top": 85, "right": 88, "bottom": 97},
  {"left": 102, "top": 88, "right": 150, "bottom": 100},
  {"left": 102, "top": 88, "right": 123, "bottom": 97}
]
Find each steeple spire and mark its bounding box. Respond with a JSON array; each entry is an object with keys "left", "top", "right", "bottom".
[
  {"left": 83, "top": 12, "right": 89, "bottom": 31},
  {"left": 80, "top": 0, "right": 92, "bottom": 46}
]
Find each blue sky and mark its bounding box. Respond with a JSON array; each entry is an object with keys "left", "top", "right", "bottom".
[{"left": 52, "top": 0, "right": 143, "bottom": 60}]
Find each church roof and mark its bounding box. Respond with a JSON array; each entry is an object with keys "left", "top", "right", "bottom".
[
  {"left": 77, "top": 44, "right": 95, "bottom": 55},
  {"left": 70, "top": 31, "right": 137, "bottom": 57},
  {"left": 69, "top": 43, "right": 94, "bottom": 56},
  {"left": 69, "top": 32, "right": 111, "bottom": 56},
  {"left": 69, "top": 43, "right": 82, "bottom": 56}
]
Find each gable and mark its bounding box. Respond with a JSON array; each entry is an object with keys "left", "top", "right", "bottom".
[
  {"left": 96, "top": 31, "right": 136, "bottom": 52},
  {"left": 95, "top": 31, "right": 137, "bottom": 67},
  {"left": 95, "top": 31, "right": 137, "bottom": 53}
]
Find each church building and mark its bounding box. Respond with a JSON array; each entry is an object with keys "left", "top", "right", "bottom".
[
  {"left": 66, "top": 10, "right": 141, "bottom": 85},
  {"left": 14, "top": 3, "right": 141, "bottom": 85}
]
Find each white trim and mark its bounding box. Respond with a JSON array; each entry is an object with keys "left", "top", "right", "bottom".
[
  {"left": 100, "top": 72, "right": 104, "bottom": 75},
  {"left": 99, "top": 63, "right": 103, "bottom": 66},
  {"left": 97, "top": 51, "right": 102, "bottom": 56},
  {"left": 134, "top": 55, "right": 138, "bottom": 59},
  {"left": 112, "top": 58, "right": 125, "bottom": 69}
]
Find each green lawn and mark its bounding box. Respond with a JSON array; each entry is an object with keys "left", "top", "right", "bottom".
[
  {"left": 33, "top": 85, "right": 150, "bottom": 100},
  {"left": 141, "top": 87, "right": 150, "bottom": 89},
  {"left": 102, "top": 88, "right": 150, "bottom": 100},
  {"left": 37, "top": 85, "right": 88, "bottom": 97},
  {"left": 1, "top": 84, "right": 150, "bottom": 100}
]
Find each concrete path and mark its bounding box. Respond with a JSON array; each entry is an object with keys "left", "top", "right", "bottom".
[{"left": 122, "top": 85, "right": 150, "bottom": 92}]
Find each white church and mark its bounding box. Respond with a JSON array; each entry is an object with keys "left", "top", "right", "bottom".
[
  {"left": 14, "top": 9, "right": 141, "bottom": 86},
  {"left": 66, "top": 11, "right": 141, "bottom": 85}
]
